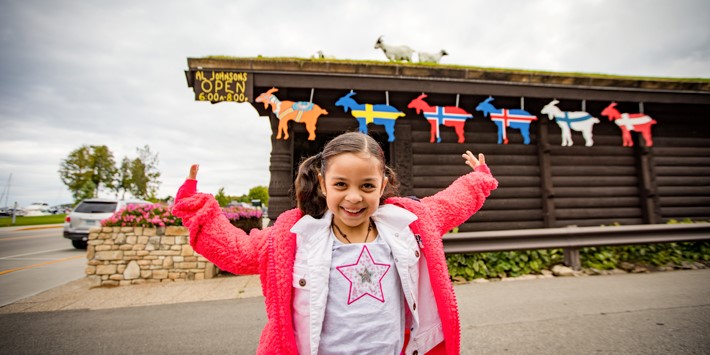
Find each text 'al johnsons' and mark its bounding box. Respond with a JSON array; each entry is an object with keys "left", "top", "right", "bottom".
[{"left": 195, "top": 71, "right": 249, "bottom": 102}]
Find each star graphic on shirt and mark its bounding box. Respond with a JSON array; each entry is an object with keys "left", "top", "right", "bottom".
[
  {"left": 359, "top": 268, "right": 372, "bottom": 283},
  {"left": 336, "top": 245, "right": 391, "bottom": 305}
]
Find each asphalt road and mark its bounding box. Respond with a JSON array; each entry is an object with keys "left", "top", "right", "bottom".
[
  {"left": 0, "top": 225, "right": 85, "bottom": 307},
  {"left": 0, "top": 269, "right": 708, "bottom": 354}
]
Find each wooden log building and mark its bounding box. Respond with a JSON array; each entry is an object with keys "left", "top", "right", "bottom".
[{"left": 185, "top": 58, "right": 710, "bottom": 232}]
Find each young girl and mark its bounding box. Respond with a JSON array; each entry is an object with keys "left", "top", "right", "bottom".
[{"left": 172, "top": 132, "right": 498, "bottom": 355}]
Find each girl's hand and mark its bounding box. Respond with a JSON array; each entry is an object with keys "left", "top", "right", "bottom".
[
  {"left": 188, "top": 164, "right": 199, "bottom": 180},
  {"left": 462, "top": 151, "right": 485, "bottom": 170}
]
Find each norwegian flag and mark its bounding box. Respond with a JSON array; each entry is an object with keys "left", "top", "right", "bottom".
[
  {"left": 408, "top": 93, "right": 474, "bottom": 143},
  {"left": 423, "top": 107, "right": 473, "bottom": 143},
  {"left": 422, "top": 106, "right": 473, "bottom": 124}
]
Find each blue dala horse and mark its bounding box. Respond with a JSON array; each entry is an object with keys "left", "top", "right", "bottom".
[
  {"left": 335, "top": 91, "right": 405, "bottom": 142},
  {"left": 475, "top": 97, "right": 537, "bottom": 144}
]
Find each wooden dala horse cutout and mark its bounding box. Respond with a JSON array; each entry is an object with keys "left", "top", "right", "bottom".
[
  {"left": 541, "top": 100, "right": 600, "bottom": 147},
  {"left": 335, "top": 91, "right": 405, "bottom": 142},
  {"left": 601, "top": 102, "right": 657, "bottom": 147},
  {"left": 255, "top": 87, "right": 328, "bottom": 141},
  {"left": 475, "top": 97, "right": 538, "bottom": 144},
  {"left": 407, "top": 93, "right": 473, "bottom": 143}
]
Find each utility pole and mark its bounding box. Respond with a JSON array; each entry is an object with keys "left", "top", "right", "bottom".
[{"left": 0, "top": 173, "right": 11, "bottom": 208}]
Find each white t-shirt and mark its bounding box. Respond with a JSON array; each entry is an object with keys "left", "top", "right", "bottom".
[{"left": 317, "top": 232, "right": 405, "bottom": 354}]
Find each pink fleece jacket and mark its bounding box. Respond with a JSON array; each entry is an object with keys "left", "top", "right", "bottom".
[{"left": 172, "top": 165, "right": 498, "bottom": 355}]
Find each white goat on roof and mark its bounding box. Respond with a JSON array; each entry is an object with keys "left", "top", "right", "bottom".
[
  {"left": 374, "top": 36, "right": 414, "bottom": 62},
  {"left": 418, "top": 49, "right": 448, "bottom": 64}
]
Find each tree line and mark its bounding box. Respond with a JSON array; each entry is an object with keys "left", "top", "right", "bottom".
[
  {"left": 59, "top": 145, "right": 161, "bottom": 203},
  {"left": 215, "top": 186, "right": 269, "bottom": 207}
]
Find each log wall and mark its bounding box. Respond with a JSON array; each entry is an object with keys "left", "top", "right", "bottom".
[{"left": 255, "top": 87, "right": 710, "bottom": 231}]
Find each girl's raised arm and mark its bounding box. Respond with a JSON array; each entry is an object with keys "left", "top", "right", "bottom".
[
  {"left": 462, "top": 151, "right": 485, "bottom": 171},
  {"left": 174, "top": 164, "right": 199, "bottom": 201},
  {"left": 188, "top": 164, "right": 199, "bottom": 180},
  {"left": 172, "top": 164, "right": 268, "bottom": 275},
  {"left": 419, "top": 151, "right": 498, "bottom": 236}
]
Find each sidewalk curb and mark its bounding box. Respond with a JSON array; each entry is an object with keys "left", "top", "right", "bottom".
[{"left": 0, "top": 274, "right": 263, "bottom": 314}]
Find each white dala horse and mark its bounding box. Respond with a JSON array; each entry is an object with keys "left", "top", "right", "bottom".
[{"left": 541, "top": 100, "right": 600, "bottom": 147}]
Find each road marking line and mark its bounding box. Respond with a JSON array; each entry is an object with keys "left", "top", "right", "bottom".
[
  {"left": 0, "top": 234, "right": 57, "bottom": 242},
  {"left": 17, "top": 225, "right": 63, "bottom": 231},
  {"left": 4, "top": 258, "right": 73, "bottom": 261},
  {"left": 0, "top": 248, "right": 75, "bottom": 260},
  {"left": 0, "top": 255, "right": 84, "bottom": 276}
]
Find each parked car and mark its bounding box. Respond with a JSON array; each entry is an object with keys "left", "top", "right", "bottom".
[
  {"left": 0, "top": 207, "right": 26, "bottom": 217},
  {"left": 63, "top": 198, "right": 151, "bottom": 249},
  {"left": 51, "top": 204, "right": 73, "bottom": 214}
]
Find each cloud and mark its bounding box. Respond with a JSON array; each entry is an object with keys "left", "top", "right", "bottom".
[{"left": 0, "top": 0, "right": 708, "bottom": 208}]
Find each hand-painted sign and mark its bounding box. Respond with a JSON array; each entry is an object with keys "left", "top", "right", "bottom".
[
  {"left": 541, "top": 100, "right": 600, "bottom": 147},
  {"left": 601, "top": 102, "right": 657, "bottom": 147},
  {"left": 475, "top": 97, "right": 537, "bottom": 144},
  {"left": 255, "top": 87, "right": 328, "bottom": 141},
  {"left": 408, "top": 93, "right": 473, "bottom": 143},
  {"left": 190, "top": 70, "right": 253, "bottom": 103},
  {"left": 335, "top": 91, "right": 405, "bottom": 142}
]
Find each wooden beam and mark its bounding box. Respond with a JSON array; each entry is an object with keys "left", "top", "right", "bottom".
[
  {"left": 635, "top": 143, "right": 660, "bottom": 224},
  {"left": 538, "top": 118, "right": 556, "bottom": 228}
]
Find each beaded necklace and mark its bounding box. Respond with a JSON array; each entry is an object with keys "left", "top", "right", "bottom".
[{"left": 331, "top": 218, "right": 374, "bottom": 243}]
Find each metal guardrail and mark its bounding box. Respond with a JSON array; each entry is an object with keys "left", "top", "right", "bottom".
[{"left": 443, "top": 223, "right": 710, "bottom": 270}]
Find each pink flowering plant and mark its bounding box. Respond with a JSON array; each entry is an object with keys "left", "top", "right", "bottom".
[
  {"left": 223, "top": 205, "right": 263, "bottom": 231},
  {"left": 102, "top": 203, "right": 182, "bottom": 228}
]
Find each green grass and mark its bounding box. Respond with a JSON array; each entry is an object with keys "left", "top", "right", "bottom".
[
  {"left": 200, "top": 55, "right": 710, "bottom": 82},
  {"left": 0, "top": 214, "right": 67, "bottom": 228}
]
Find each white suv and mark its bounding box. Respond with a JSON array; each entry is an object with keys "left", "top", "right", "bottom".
[{"left": 63, "top": 198, "right": 151, "bottom": 249}]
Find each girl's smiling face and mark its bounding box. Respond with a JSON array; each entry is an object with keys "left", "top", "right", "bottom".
[{"left": 319, "top": 152, "right": 388, "bottom": 231}]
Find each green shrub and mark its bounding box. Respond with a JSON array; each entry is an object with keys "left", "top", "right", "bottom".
[
  {"left": 447, "top": 218, "right": 710, "bottom": 280},
  {"left": 580, "top": 242, "right": 710, "bottom": 270},
  {"left": 447, "top": 249, "right": 564, "bottom": 280},
  {"left": 447, "top": 241, "right": 710, "bottom": 281}
]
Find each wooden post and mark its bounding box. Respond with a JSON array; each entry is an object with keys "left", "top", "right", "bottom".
[
  {"left": 635, "top": 143, "right": 660, "bottom": 224},
  {"left": 538, "top": 117, "right": 556, "bottom": 228},
  {"left": 393, "top": 124, "right": 414, "bottom": 197},
  {"left": 267, "top": 113, "right": 294, "bottom": 222}
]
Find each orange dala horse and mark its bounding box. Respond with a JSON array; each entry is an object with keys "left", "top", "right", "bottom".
[
  {"left": 601, "top": 102, "right": 657, "bottom": 147},
  {"left": 255, "top": 87, "right": 328, "bottom": 140}
]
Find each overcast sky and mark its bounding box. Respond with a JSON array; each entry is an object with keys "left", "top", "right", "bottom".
[{"left": 1, "top": 0, "right": 708, "bottom": 209}]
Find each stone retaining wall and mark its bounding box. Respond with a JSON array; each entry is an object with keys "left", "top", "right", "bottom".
[{"left": 86, "top": 226, "right": 217, "bottom": 287}]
